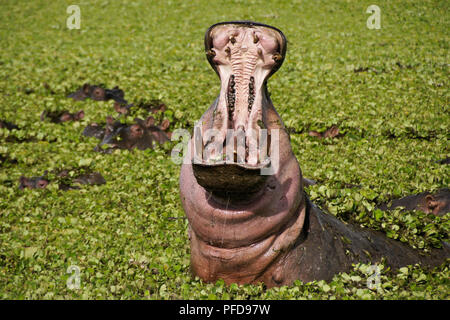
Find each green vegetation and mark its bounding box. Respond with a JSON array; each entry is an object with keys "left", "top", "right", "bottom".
[{"left": 0, "top": 0, "right": 448, "bottom": 299}]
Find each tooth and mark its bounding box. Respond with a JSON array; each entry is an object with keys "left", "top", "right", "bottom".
[
  {"left": 246, "top": 129, "right": 258, "bottom": 165},
  {"left": 204, "top": 134, "right": 222, "bottom": 163},
  {"left": 236, "top": 126, "right": 246, "bottom": 164},
  {"left": 258, "top": 129, "right": 268, "bottom": 163},
  {"left": 225, "top": 129, "right": 235, "bottom": 163},
  {"left": 194, "top": 124, "right": 203, "bottom": 163}
]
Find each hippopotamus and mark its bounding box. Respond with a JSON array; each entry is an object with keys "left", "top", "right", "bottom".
[
  {"left": 0, "top": 120, "right": 19, "bottom": 130},
  {"left": 19, "top": 169, "right": 106, "bottom": 190},
  {"left": 19, "top": 174, "right": 49, "bottom": 190},
  {"left": 40, "top": 110, "right": 85, "bottom": 123},
  {"left": 84, "top": 116, "right": 171, "bottom": 152},
  {"left": 179, "top": 21, "right": 449, "bottom": 288},
  {"left": 113, "top": 99, "right": 166, "bottom": 116},
  {"left": 68, "top": 83, "right": 129, "bottom": 105},
  {"left": 308, "top": 125, "right": 342, "bottom": 139},
  {"left": 378, "top": 189, "right": 450, "bottom": 217}
]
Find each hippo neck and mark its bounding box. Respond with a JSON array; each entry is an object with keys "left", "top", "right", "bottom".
[
  {"left": 188, "top": 191, "right": 306, "bottom": 285},
  {"left": 181, "top": 123, "right": 306, "bottom": 285},
  {"left": 283, "top": 196, "right": 450, "bottom": 284}
]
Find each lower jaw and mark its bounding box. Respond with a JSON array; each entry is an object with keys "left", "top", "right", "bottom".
[
  {"left": 193, "top": 85, "right": 272, "bottom": 195},
  {"left": 192, "top": 158, "right": 270, "bottom": 197}
]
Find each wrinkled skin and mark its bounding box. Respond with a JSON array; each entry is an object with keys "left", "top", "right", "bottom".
[
  {"left": 378, "top": 189, "right": 450, "bottom": 217},
  {"left": 40, "top": 110, "right": 84, "bottom": 123},
  {"left": 84, "top": 116, "right": 171, "bottom": 152},
  {"left": 179, "top": 21, "right": 449, "bottom": 287}
]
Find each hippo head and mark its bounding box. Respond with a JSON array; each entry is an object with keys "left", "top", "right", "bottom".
[
  {"left": 191, "top": 21, "right": 290, "bottom": 195},
  {"left": 180, "top": 22, "right": 307, "bottom": 286}
]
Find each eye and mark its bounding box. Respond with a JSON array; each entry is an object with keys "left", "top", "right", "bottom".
[
  {"left": 206, "top": 49, "right": 216, "bottom": 58},
  {"left": 229, "top": 36, "right": 236, "bottom": 44},
  {"left": 94, "top": 88, "right": 102, "bottom": 97}
]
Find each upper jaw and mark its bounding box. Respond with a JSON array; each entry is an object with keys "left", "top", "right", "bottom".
[{"left": 192, "top": 22, "right": 287, "bottom": 194}]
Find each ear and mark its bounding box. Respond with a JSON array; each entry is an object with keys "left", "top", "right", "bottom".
[
  {"left": 76, "top": 110, "right": 85, "bottom": 120},
  {"left": 160, "top": 119, "right": 170, "bottom": 131},
  {"left": 83, "top": 83, "right": 90, "bottom": 94},
  {"left": 425, "top": 195, "right": 438, "bottom": 211},
  {"left": 37, "top": 179, "right": 49, "bottom": 189},
  {"left": 145, "top": 116, "right": 156, "bottom": 127}
]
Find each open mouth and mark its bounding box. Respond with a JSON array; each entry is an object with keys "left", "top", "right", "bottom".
[{"left": 192, "top": 21, "right": 287, "bottom": 194}]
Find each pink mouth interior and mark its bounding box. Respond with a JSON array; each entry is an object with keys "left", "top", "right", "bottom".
[
  {"left": 200, "top": 24, "right": 284, "bottom": 164},
  {"left": 193, "top": 23, "right": 286, "bottom": 194}
]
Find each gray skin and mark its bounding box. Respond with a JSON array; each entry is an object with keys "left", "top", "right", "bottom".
[
  {"left": 179, "top": 21, "right": 449, "bottom": 288},
  {"left": 0, "top": 120, "right": 19, "bottom": 130},
  {"left": 68, "top": 83, "right": 128, "bottom": 105},
  {"left": 19, "top": 175, "right": 49, "bottom": 190},
  {"left": 40, "top": 110, "right": 84, "bottom": 123},
  {"left": 378, "top": 189, "right": 450, "bottom": 217},
  {"left": 83, "top": 116, "right": 171, "bottom": 152},
  {"left": 19, "top": 170, "right": 105, "bottom": 191}
]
